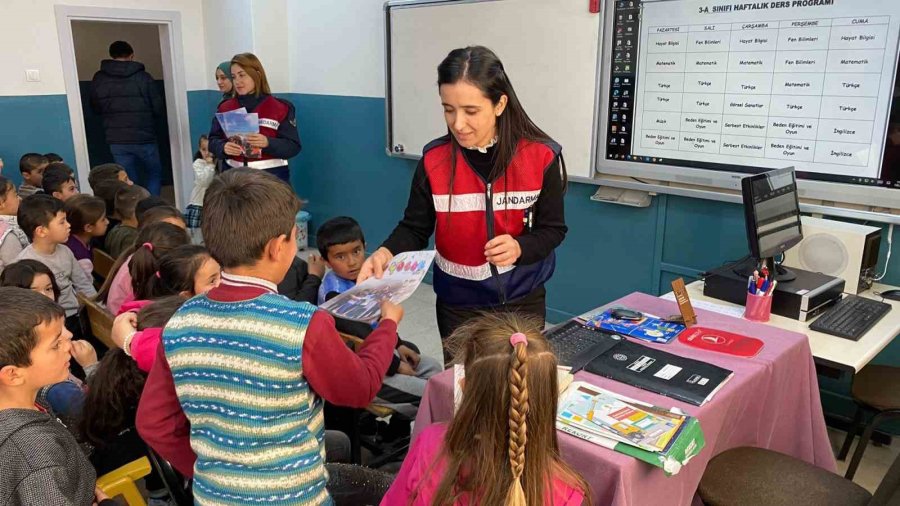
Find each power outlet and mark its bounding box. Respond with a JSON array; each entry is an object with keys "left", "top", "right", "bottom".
[{"left": 25, "top": 69, "right": 40, "bottom": 82}]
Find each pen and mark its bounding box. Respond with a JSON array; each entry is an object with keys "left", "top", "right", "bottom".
[
  {"left": 760, "top": 279, "right": 769, "bottom": 294},
  {"left": 766, "top": 280, "right": 777, "bottom": 296},
  {"left": 747, "top": 276, "right": 754, "bottom": 294}
]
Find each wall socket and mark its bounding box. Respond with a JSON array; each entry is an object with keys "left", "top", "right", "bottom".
[{"left": 25, "top": 69, "right": 40, "bottom": 82}]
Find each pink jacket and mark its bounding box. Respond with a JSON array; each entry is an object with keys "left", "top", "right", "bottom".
[
  {"left": 116, "top": 299, "right": 161, "bottom": 373},
  {"left": 381, "top": 424, "right": 585, "bottom": 506},
  {"left": 106, "top": 256, "right": 133, "bottom": 314}
]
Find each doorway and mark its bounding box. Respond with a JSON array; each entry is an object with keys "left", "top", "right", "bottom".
[
  {"left": 71, "top": 21, "right": 175, "bottom": 200},
  {"left": 55, "top": 6, "right": 193, "bottom": 208}
]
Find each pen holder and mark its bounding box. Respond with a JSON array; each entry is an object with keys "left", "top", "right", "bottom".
[{"left": 744, "top": 291, "right": 772, "bottom": 322}]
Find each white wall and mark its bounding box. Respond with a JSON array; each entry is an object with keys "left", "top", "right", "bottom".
[
  {"left": 0, "top": 0, "right": 208, "bottom": 96},
  {"left": 251, "top": 0, "right": 290, "bottom": 93},
  {"left": 0, "top": 0, "right": 388, "bottom": 97},
  {"left": 287, "top": 0, "right": 386, "bottom": 98},
  {"left": 202, "top": 0, "right": 253, "bottom": 82},
  {"left": 72, "top": 21, "right": 164, "bottom": 80}
]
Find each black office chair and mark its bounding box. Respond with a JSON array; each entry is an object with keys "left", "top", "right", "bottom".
[
  {"left": 837, "top": 365, "right": 900, "bottom": 480},
  {"left": 325, "top": 463, "right": 395, "bottom": 506},
  {"left": 146, "top": 447, "right": 193, "bottom": 506},
  {"left": 698, "top": 446, "right": 900, "bottom": 506}
]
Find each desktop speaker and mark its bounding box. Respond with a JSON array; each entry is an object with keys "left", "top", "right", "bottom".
[{"left": 782, "top": 217, "right": 881, "bottom": 294}]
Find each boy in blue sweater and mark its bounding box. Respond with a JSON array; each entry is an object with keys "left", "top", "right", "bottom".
[{"left": 317, "top": 216, "right": 442, "bottom": 417}]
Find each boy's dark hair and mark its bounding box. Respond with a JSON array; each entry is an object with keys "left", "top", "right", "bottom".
[
  {"left": 0, "top": 259, "right": 61, "bottom": 301},
  {"left": 17, "top": 194, "right": 65, "bottom": 241},
  {"left": 135, "top": 196, "right": 167, "bottom": 221},
  {"left": 19, "top": 153, "right": 48, "bottom": 175},
  {"left": 88, "top": 163, "right": 125, "bottom": 190},
  {"left": 44, "top": 153, "right": 63, "bottom": 163},
  {"left": 316, "top": 216, "right": 365, "bottom": 259},
  {"left": 0, "top": 287, "right": 66, "bottom": 368},
  {"left": 202, "top": 169, "right": 300, "bottom": 268},
  {"left": 41, "top": 163, "right": 75, "bottom": 196},
  {"left": 65, "top": 194, "right": 106, "bottom": 234},
  {"left": 138, "top": 202, "right": 183, "bottom": 229},
  {"left": 115, "top": 185, "right": 150, "bottom": 220},
  {"left": 92, "top": 180, "right": 129, "bottom": 217},
  {"left": 109, "top": 40, "right": 134, "bottom": 59}
]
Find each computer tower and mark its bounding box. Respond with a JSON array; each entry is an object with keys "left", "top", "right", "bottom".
[
  {"left": 782, "top": 217, "right": 882, "bottom": 294},
  {"left": 703, "top": 263, "right": 844, "bottom": 322}
]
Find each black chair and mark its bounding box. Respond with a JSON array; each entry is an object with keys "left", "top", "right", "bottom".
[
  {"left": 325, "top": 463, "right": 395, "bottom": 506},
  {"left": 146, "top": 447, "right": 193, "bottom": 506},
  {"left": 698, "top": 446, "right": 900, "bottom": 506},
  {"left": 837, "top": 365, "right": 900, "bottom": 480}
]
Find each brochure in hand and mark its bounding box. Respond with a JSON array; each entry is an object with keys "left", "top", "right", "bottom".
[
  {"left": 584, "top": 309, "right": 685, "bottom": 344},
  {"left": 215, "top": 108, "right": 262, "bottom": 158},
  {"left": 319, "top": 251, "right": 435, "bottom": 323},
  {"left": 556, "top": 381, "right": 705, "bottom": 475}
]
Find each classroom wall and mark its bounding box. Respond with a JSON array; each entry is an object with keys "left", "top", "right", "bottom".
[{"left": 0, "top": 0, "right": 207, "bottom": 187}]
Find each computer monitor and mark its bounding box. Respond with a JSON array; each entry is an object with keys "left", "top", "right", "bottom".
[{"left": 738, "top": 167, "right": 803, "bottom": 281}]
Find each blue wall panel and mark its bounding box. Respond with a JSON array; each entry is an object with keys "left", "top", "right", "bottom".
[{"left": 0, "top": 95, "right": 77, "bottom": 186}]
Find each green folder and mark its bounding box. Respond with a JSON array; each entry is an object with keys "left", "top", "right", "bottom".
[{"left": 555, "top": 382, "right": 706, "bottom": 475}]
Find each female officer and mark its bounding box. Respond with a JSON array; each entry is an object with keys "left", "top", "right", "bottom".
[{"left": 358, "top": 46, "right": 567, "bottom": 350}]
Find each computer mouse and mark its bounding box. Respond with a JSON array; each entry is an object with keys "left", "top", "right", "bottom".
[{"left": 881, "top": 290, "right": 900, "bottom": 301}]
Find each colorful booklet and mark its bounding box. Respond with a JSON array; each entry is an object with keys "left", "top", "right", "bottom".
[
  {"left": 319, "top": 250, "right": 435, "bottom": 323},
  {"left": 215, "top": 108, "right": 262, "bottom": 158},
  {"left": 556, "top": 381, "right": 705, "bottom": 475},
  {"left": 584, "top": 308, "right": 685, "bottom": 344}
]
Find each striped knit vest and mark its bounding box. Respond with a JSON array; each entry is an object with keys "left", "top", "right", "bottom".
[{"left": 164, "top": 294, "right": 329, "bottom": 506}]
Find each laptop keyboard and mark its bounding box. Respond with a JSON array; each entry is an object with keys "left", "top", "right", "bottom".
[{"left": 545, "top": 320, "right": 612, "bottom": 367}]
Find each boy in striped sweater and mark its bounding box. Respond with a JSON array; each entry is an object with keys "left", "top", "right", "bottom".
[{"left": 136, "top": 169, "right": 403, "bottom": 505}]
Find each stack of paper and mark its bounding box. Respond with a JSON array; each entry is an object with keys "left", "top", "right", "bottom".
[{"left": 556, "top": 382, "right": 705, "bottom": 475}]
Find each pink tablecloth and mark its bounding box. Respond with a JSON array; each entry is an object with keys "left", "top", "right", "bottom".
[{"left": 413, "top": 292, "right": 836, "bottom": 506}]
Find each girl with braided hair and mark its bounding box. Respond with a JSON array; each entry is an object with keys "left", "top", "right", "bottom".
[{"left": 382, "top": 312, "right": 590, "bottom": 505}]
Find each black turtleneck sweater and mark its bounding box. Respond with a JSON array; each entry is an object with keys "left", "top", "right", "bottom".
[
  {"left": 208, "top": 93, "right": 302, "bottom": 161},
  {"left": 382, "top": 143, "right": 567, "bottom": 266}
]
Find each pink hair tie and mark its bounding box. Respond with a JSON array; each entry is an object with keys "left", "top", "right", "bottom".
[
  {"left": 510, "top": 332, "right": 528, "bottom": 347},
  {"left": 142, "top": 242, "right": 154, "bottom": 251},
  {"left": 155, "top": 271, "right": 161, "bottom": 279}
]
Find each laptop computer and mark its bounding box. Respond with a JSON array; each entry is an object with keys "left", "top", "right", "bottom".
[{"left": 544, "top": 319, "right": 621, "bottom": 372}]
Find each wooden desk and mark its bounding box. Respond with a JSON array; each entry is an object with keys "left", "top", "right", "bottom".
[{"left": 682, "top": 280, "right": 900, "bottom": 374}]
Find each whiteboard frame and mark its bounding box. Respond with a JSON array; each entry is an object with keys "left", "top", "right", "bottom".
[
  {"left": 383, "top": 0, "right": 605, "bottom": 180},
  {"left": 593, "top": 0, "right": 900, "bottom": 212}
]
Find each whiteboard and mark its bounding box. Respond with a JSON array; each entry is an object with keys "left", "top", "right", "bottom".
[
  {"left": 595, "top": 0, "right": 900, "bottom": 210},
  {"left": 386, "top": 0, "right": 602, "bottom": 178}
]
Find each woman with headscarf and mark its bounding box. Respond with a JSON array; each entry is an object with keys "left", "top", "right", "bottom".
[
  {"left": 215, "top": 61, "right": 234, "bottom": 98},
  {"left": 207, "top": 53, "right": 301, "bottom": 183}
]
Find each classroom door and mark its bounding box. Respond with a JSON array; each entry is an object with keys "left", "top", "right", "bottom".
[{"left": 71, "top": 21, "right": 175, "bottom": 202}]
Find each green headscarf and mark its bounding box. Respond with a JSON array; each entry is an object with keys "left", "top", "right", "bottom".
[{"left": 216, "top": 61, "right": 234, "bottom": 98}]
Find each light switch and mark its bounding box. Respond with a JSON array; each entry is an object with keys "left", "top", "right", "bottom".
[{"left": 25, "top": 69, "right": 40, "bottom": 82}]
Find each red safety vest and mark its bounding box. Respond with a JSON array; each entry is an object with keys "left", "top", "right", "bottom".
[
  {"left": 423, "top": 135, "right": 559, "bottom": 306},
  {"left": 217, "top": 96, "right": 289, "bottom": 164}
]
